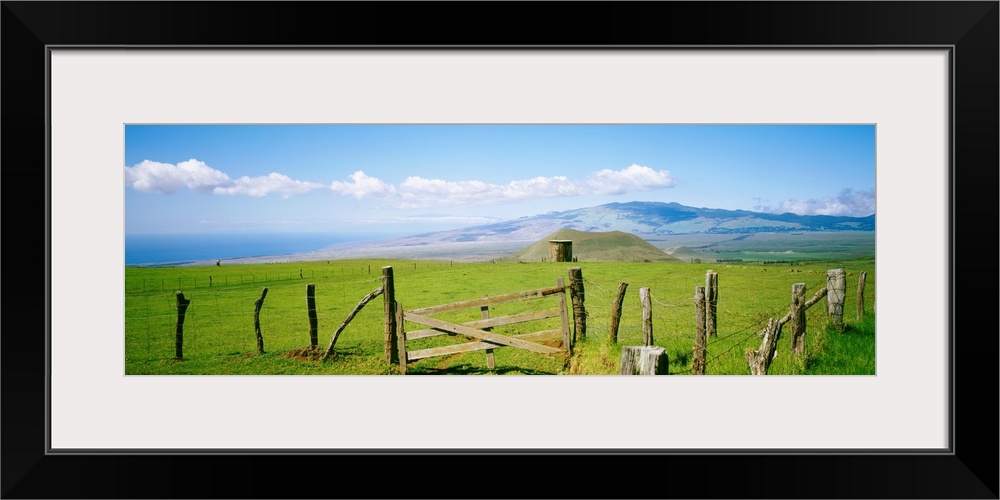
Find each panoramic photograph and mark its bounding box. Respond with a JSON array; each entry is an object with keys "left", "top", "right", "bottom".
[{"left": 124, "top": 124, "right": 876, "bottom": 375}]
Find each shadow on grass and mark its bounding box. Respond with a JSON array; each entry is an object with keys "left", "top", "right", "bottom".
[
  {"left": 326, "top": 346, "right": 363, "bottom": 358},
  {"left": 406, "top": 363, "right": 558, "bottom": 375}
]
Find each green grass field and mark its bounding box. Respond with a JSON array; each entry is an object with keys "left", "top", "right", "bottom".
[{"left": 125, "top": 257, "right": 875, "bottom": 375}]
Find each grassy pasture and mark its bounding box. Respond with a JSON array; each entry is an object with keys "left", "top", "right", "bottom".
[
  {"left": 125, "top": 257, "right": 875, "bottom": 375},
  {"left": 649, "top": 230, "right": 876, "bottom": 263}
]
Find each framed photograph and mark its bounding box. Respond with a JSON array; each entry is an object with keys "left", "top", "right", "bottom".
[{"left": 4, "top": 2, "right": 996, "bottom": 498}]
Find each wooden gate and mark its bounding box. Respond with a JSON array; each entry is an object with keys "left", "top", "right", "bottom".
[{"left": 397, "top": 278, "right": 573, "bottom": 374}]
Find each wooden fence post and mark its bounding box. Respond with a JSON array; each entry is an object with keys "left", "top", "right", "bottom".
[
  {"left": 705, "top": 270, "right": 718, "bottom": 338},
  {"left": 693, "top": 286, "right": 707, "bottom": 375},
  {"left": 396, "top": 301, "right": 406, "bottom": 374},
  {"left": 253, "top": 287, "right": 268, "bottom": 354},
  {"left": 790, "top": 283, "right": 806, "bottom": 357},
  {"left": 306, "top": 284, "right": 319, "bottom": 348},
  {"left": 639, "top": 287, "right": 653, "bottom": 346},
  {"left": 856, "top": 271, "right": 867, "bottom": 321},
  {"left": 557, "top": 277, "right": 573, "bottom": 354},
  {"left": 324, "top": 286, "right": 384, "bottom": 360},
  {"left": 568, "top": 267, "right": 586, "bottom": 341},
  {"left": 383, "top": 266, "right": 398, "bottom": 364},
  {"left": 620, "top": 346, "right": 669, "bottom": 375},
  {"left": 480, "top": 305, "right": 496, "bottom": 369},
  {"left": 175, "top": 291, "right": 190, "bottom": 360},
  {"left": 747, "top": 318, "right": 782, "bottom": 375},
  {"left": 804, "top": 287, "right": 828, "bottom": 309},
  {"left": 826, "top": 268, "right": 846, "bottom": 331},
  {"left": 609, "top": 282, "right": 629, "bottom": 344}
]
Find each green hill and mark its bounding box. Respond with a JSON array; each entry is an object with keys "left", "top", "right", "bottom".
[{"left": 507, "top": 228, "right": 679, "bottom": 262}]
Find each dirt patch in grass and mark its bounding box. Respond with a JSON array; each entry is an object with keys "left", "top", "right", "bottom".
[{"left": 282, "top": 346, "right": 326, "bottom": 361}]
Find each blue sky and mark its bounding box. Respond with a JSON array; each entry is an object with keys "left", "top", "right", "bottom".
[{"left": 124, "top": 124, "right": 876, "bottom": 235}]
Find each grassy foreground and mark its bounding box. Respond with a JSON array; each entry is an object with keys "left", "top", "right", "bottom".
[{"left": 125, "top": 257, "right": 875, "bottom": 375}]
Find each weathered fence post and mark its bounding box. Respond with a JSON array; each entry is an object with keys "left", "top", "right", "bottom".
[
  {"left": 324, "top": 286, "right": 384, "bottom": 360},
  {"left": 790, "top": 283, "right": 806, "bottom": 356},
  {"left": 557, "top": 277, "right": 573, "bottom": 354},
  {"left": 826, "top": 268, "right": 846, "bottom": 331},
  {"left": 747, "top": 318, "right": 782, "bottom": 375},
  {"left": 253, "top": 287, "right": 268, "bottom": 354},
  {"left": 692, "top": 286, "right": 707, "bottom": 374},
  {"left": 609, "top": 282, "right": 629, "bottom": 344},
  {"left": 568, "top": 267, "right": 586, "bottom": 341},
  {"left": 175, "top": 291, "right": 190, "bottom": 360},
  {"left": 639, "top": 287, "right": 653, "bottom": 346},
  {"left": 804, "top": 287, "right": 828, "bottom": 309},
  {"left": 383, "top": 266, "right": 398, "bottom": 364},
  {"left": 396, "top": 301, "right": 406, "bottom": 374},
  {"left": 705, "top": 270, "right": 718, "bottom": 337},
  {"left": 480, "top": 305, "right": 496, "bottom": 369},
  {"left": 306, "top": 283, "right": 319, "bottom": 348},
  {"left": 856, "top": 271, "right": 867, "bottom": 321},
  {"left": 620, "top": 346, "right": 669, "bottom": 375}
]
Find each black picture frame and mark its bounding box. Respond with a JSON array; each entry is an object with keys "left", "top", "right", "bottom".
[{"left": 3, "top": 2, "right": 997, "bottom": 498}]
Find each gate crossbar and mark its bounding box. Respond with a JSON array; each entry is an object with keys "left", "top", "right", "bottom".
[
  {"left": 407, "top": 285, "right": 565, "bottom": 316},
  {"left": 397, "top": 279, "right": 572, "bottom": 374},
  {"left": 406, "top": 307, "right": 562, "bottom": 341},
  {"left": 404, "top": 313, "right": 564, "bottom": 355}
]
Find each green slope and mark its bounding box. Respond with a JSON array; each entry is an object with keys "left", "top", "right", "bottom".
[{"left": 507, "top": 228, "right": 679, "bottom": 262}]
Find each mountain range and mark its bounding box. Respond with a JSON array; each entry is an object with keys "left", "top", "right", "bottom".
[{"left": 384, "top": 201, "right": 875, "bottom": 246}]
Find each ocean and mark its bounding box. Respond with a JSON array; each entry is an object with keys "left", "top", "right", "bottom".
[{"left": 124, "top": 232, "right": 392, "bottom": 266}]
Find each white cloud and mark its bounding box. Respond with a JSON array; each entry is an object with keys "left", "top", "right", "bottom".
[
  {"left": 124, "top": 159, "right": 231, "bottom": 194},
  {"left": 355, "top": 215, "right": 502, "bottom": 225},
  {"left": 399, "top": 177, "right": 491, "bottom": 203},
  {"left": 507, "top": 176, "right": 587, "bottom": 198},
  {"left": 197, "top": 219, "right": 308, "bottom": 226},
  {"left": 329, "top": 165, "right": 673, "bottom": 208},
  {"left": 125, "top": 159, "right": 322, "bottom": 197},
  {"left": 213, "top": 173, "right": 324, "bottom": 198},
  {"left": 586, "top": 164, "right": 676, "bottom": 195},
  {"left": 398, "top": 175, "right": 586, "bottom": 208},
  {"left": 330, "top": 171, "right": 398, "bottom": 199},
  {"left": 772, "top": 188, "right": 875, "bottom": 217}
]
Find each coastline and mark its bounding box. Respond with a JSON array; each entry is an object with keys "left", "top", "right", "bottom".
[{"left": 181, "top": 240, "right": 534, "bottom": 267}]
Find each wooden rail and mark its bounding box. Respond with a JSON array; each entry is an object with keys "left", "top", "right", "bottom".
[
  {"left": 405, "top": 307, "right": 562, "bottom": 341},
  {"left": 407, "top": 285, "right": 566, "bottom": 316},
  {"left": 397, "top": 279, "right": 572, "bottom": 374}
]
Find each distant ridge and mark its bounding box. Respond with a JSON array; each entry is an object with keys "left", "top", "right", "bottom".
[
  {"left": 506, "top": 228, "right": 680, "bottom": 263},
  {"left": 371, "top": 201, "right": 876, "bottom": 247},
  {"left": 185, "top": 201, "right": 875, "bottom": 265}
]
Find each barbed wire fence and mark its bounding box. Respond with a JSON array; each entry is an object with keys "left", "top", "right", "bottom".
[
  {"left": 123, "top": 260, "right": 468, "bottom": 294},
  {"left": 124, "top": 260, "right": 521, "bottom": 364},
  {"left": 125, "top": 275, "right": 386, "bottom": 363},
  {"left": 580, "top": 271, "right": 851, "bottom": 375},
  {"left": 125, "top": 263, "right": 870, "bottom": 374}
]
